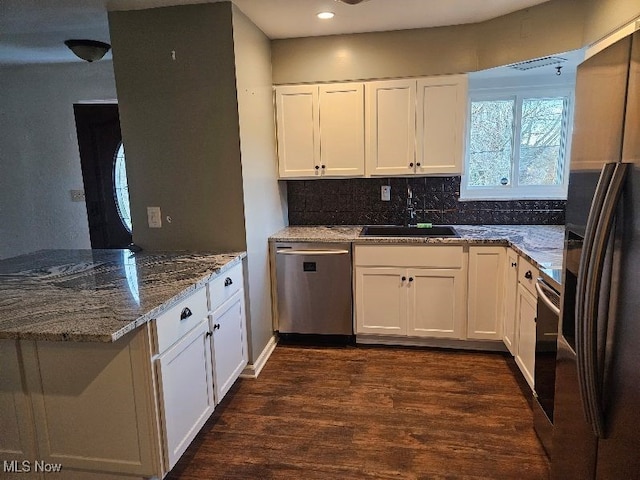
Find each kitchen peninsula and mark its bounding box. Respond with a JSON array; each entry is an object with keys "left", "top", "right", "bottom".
[{"left": 0, "top": 249, "right": 247, "bottom": 479}]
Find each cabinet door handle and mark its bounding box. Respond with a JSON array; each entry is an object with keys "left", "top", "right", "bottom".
[
  {"left": 401, "top": 276, "right": 407, "bottom": 282},
  {"left": 180, "top": 307, "right": 192, "bottom": 321},
  {"left": 224, "top": 277, "right": 233, "bottom": 287},
  {"left": 416, "top": 162, "right": 421, "bottom": 167},
  {"left": 206, "top": 331, "right": 213, "bottom": 338},
  {"left": 409, "top": 162, "right": 414, "bottom": 168},
  {"left": 213, "top": 323, "right": 221, "bottom": 330},
  {"left": 511, "top": 262, "right": 517, "bottom": 267},
  {"left": 315, "top": 165, "right": 320, "bottom": 170},
  {"left": 525, "top": 270, "right": 533, "bottom": 280},
  {"left": 408, "top": 277, "right": 414, "bottom": 282},
  {"left": 321, "top": 164, "right": 326, "bottom": 169}
]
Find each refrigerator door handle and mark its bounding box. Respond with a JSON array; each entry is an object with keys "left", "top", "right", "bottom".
[
  {"left": 575, "top": 162, "right": 616, "bottom": 434},
  {"left": 580, "top": 162, "right": 629, "bottom": 438}
]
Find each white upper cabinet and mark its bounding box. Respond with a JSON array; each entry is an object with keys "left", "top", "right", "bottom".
[
  {"left": 319, "top": 83, "right": 365, "bottom": 176},
  {"left": 366, "top": 75, "right": 467, "bottom": 177},
  {"left": 416, "top": 75, "right": 467, "bottom": 175},
  {"left": 276, "top": 85, "right": 320, "bottom": 178},
  {"left": 276, "top": 83, "right": 364, "bottom": 178},
  {"left": 277, "top": 75, "right": 467, "bottom": 178},
  {"left": 365, "top": 79, "right": 417, "bottom": 176}
]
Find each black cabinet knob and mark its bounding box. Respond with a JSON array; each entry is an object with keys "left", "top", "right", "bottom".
[
  {"left": 416, "top": 162, "right": 421, "bottom": 167},
  {"left": 180, "top": 307, "right": 192, "bottom": 321},
  {"left": 409, "top": 162, "right": 414, "bottom": 168},
  {"left": 525, "top": 270, "right": 533, "bottom": 279},
  {"left": 315, "top": 165, "right": 320, "bottom": 170},
  {"left": 224, "top": 277, "right": 233, "bottom": 287},
  {"left": 321, "top": 165, "right": 326, "bottom": 169},
  {"left": 401, "top": 276, "right": 407, "bottom": 282},
  {"left": 409, "top": 277, "right": 414, "bottom": 282}
]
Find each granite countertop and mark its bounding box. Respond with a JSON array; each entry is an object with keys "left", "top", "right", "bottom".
[
  {"left": 269, "top": 225, "right": 564, "bottom": 272},
  {"left": 0, "top": 249, "right": 246, "bottom": 343}
]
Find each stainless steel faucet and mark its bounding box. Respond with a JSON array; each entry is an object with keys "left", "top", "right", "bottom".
[{"left": 406, "top": 184, "right": 416, "bottom": 226}]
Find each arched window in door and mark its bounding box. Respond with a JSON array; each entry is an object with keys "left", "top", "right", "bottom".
[{"left": 113, "top": 143, "right": 132, "bottom": 233}]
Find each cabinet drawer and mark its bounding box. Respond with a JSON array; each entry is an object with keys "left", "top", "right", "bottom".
[
  {"left": 355, "top": 245, "right": 464, "bottom": 268},
  {"left": 153, "top": 286, "right": 208, "bottom": 354},
  {"left": 518, "top": 256, "right": 539, "bottom": 296},
  {"left": 208, "top": 263, "right": 243, "bottom": 311}
]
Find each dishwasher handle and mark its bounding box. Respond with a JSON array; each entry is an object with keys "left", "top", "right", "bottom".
[
  {"left": 276, "top": 249, "right": 350, "bottom": 256},
  {"left": 535, "top": 280, "right": 560, "bottom": 316}
]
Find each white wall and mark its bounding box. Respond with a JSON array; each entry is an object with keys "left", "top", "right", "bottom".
[
  {"left": 0, "top": 61, "right": 117, "bottom": 259},
  {"left": 232, "top": 5, "right": 288, "bottom": 363}
]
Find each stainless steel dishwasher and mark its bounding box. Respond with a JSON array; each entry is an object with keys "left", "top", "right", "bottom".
[{"left": 274, "top": 242, "right": 353, "bottom": 337}]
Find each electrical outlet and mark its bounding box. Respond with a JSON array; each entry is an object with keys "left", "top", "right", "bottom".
[
  {"left": 70, "top": 190, "right": 85, "bottom": 202},
  {"left": 147, "top": 207, "right": 162, "bottom": 228},
  {"left": 381, "top": 185, "right": 391, "bottom": 201}
]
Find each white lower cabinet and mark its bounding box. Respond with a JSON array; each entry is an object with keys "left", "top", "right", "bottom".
[
  {"left": 467, "top": 247, "right": 506, "bottom": 340},
  {"left": 156, "top": 319, "right": 215, "bottom": 471},
  {"left": 515, "top": 283, "right": 538, "bottom": 390},
  {"left": 502, "top": 248, "right": 519, "bottom": 354},
  {"left": 354, "top": 245, "right": 466, "bottom": 339},
  {"left": 211, "top": 289, "right": 248, "bottom": 403}
]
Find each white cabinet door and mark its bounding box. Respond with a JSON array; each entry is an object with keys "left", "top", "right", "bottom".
[
  {"left": 0, "top": 340, "right": 37, "bottom": 467},
  {"left": 211, "top": 289, "right": 248, "bottom": 403},
  {"left": 515, "top": 284, "right": 537, "bottom": 390},
  {"left": 157, "top": 320, "right": 215, "bottom": 471},
  {"left": 467, "top": 247, "right": 506, "bottom": 340},
  {"left": 366, "top": 79, "right": 417, "bottom": 176},
  {"left": 275, "top": 85, "right": 320, "bottom": 178},
  {"left": 355, "top": 267, "right": 407, "bottom": 335},
  {"left": 416, "top": 75, "right": 467, "bottom": 175},
  {"left": 503, "top": 249, "right": 519, "bottom": 354},
  {"left": 319, "top": 83, "right": 364, "bottom": 176},
  {"left": 408, "top": 268, "right": 466, "bottom": 339}
]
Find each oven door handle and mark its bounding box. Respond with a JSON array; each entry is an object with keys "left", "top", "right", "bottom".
[{"left": 535, "top": 281, "right": 560, "bottom": 316}]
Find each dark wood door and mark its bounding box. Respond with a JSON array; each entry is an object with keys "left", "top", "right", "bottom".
[{"left": 74, "top": 104, "right": 132, "bottom": 249}]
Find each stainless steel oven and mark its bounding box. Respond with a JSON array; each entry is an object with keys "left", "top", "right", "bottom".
[{"left": 533, "top": 273, "right": 561, "bottom": 456}]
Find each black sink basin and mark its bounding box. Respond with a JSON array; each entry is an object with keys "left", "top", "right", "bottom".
[{"left": 360, "top": 225, "right": 459, "bottom": 237}]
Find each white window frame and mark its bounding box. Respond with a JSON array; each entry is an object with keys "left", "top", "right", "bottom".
[{"left": 460, "top": 85, "right": 574, "bottom": 201}]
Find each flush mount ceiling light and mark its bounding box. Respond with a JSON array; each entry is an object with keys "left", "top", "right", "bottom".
[
  {"left": 317, "top": 11, "right": 335, "bottom": 19},
  {"left": 64, "top": 39, "right": 111, "bottom": 62}
]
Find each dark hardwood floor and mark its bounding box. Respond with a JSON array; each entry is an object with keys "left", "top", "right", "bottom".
[{"left": 166, "top": 345, "right": 550, "bottom": 480}]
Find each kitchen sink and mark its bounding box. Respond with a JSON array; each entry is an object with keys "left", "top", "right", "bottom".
[{"left": 360, "top": 225, "right": 459, "bottom": 237}]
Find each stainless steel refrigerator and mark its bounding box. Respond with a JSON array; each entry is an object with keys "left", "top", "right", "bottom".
[{"left": 551, "top": 30, "right": 640, "bottom": 478}]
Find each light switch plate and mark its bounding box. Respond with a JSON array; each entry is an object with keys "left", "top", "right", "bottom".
[
  {"left": 147, "top": 207, "right": 162, "bottom": 228},
  {"left": 381, "top": 185, "right": 391, "bottom": 201}
]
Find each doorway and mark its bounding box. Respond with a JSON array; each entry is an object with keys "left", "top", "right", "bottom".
[{"left": 74, "top": 103, "right": 132, "bottom": 249}]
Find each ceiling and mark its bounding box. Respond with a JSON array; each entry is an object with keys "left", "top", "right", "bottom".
[{"left": 0, "top": 0, "right": 552, "bottom": 66}]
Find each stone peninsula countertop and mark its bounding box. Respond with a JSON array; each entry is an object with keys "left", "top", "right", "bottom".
[
  {"left": 0, "top": 249, "right": 245, "bottom": 343},
  {"left": 269, "top": 225, "right": 564, "bottom": 272}
]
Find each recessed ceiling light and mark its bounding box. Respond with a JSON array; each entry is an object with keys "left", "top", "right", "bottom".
[{"left": 317, "top": 11, "right": 335, "bottom": 20}]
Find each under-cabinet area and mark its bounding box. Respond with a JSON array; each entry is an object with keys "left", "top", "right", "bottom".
[{"left": 0, "top": 251, "right": 247, "bottom": 480}]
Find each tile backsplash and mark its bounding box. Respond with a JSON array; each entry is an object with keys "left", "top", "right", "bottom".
[{"left": 287, "top": 177, "right": 565, "bottom": 225}]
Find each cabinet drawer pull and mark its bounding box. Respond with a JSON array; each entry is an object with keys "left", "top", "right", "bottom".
[
  {"left": 206, "top": 331, "right": 213, "bottom": 338},
  {"left": 511, "top": 262, "right": 517, "bottom": 267},
  {"left": 224, "top": 277, "right": 233, "bottom": 287},
  {"left": 213, "top": 323, "right": 221, "bottom": 330},
  {"left": 180, "top": 307, "right": 192, "bottom": 321}
]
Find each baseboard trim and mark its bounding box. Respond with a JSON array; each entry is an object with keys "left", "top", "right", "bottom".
[
  {"left": 356, "top": 335, "right": 508, "bottom": 352},
  {"left": 240, "top": 335, "right": 277, "bottom": 379}
]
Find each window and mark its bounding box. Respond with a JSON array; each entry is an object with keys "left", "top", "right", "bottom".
[
  {"left": 113, "top": 143, "right": 133, "bottom": 233},
  {"left": 461, "top": 87, "right": 573, "bottom": 200}
]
